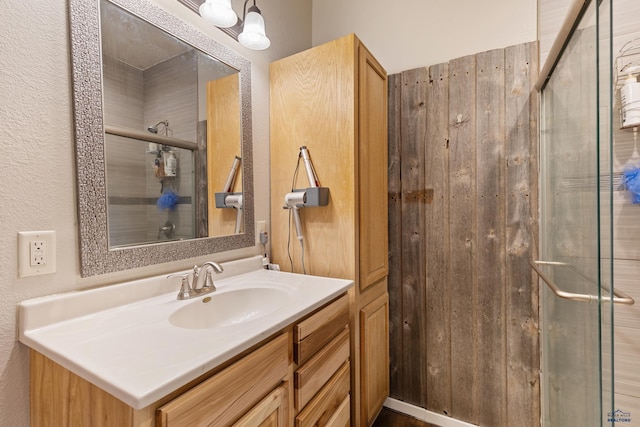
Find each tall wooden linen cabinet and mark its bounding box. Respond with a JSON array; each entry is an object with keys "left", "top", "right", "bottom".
[{"left": 270, "top": 34, "right": 389, "bottom": 426}]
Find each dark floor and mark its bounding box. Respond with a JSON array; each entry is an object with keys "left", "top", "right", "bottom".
[{"left": 372, "top": 407, "right": 440, "bottom": 427}]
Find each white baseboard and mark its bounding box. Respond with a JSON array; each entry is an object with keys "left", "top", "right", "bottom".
[{"left": 383, "top": 398, "right": 478, "bottom": 427}]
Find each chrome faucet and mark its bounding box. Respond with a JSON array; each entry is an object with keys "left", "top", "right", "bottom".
[
  {"left": 193, "top": 261, "right": 224, "bottom": 292},
  {"left": 167, "top": 261, "right": 224, "bottom": 300}
]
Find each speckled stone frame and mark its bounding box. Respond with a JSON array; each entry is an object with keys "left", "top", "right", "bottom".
[{"left": 69, "top": 0, "right": 254, "bottom": 277}]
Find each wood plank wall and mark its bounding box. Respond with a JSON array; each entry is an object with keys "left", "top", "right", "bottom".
[{"left": 387, "top": 41, "right": 539, "bottom": 427}]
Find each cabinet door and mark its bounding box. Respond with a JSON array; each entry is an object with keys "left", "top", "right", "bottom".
[
  {"left": 157, "top": 333, "right": 289, "bottom": 427},
  {"left": 360, "top": 293, "right": 389, "bottom": 425},
  {"left": 233, "top": 383, "right": 289, "bottom": 427},
  {"left": 358, "top": 43, "right": 388, "bottom": 292}
]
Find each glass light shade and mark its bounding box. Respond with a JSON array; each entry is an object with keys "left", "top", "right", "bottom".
[
  {"left": 238, "top": 7, "right": 270, "bottom": 50},
  {"left": 199, "top": 0, "right": 238, "bottom": 28}
]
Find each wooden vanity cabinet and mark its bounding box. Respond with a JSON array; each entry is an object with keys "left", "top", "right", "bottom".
[
  {"left": 29, "top": 294, "right": 350, "bottom": 427},
  {"left": 159, "top": 294, "right": 352, "bottom": 427},
  {"left": 156, "top": 333, "right": 290, "bottom": 427},
  {"left": 30, "top": 332, "right": 291, "bottom": 427},
  {"left": 270, "top": 33, "right": 389, "bottom": 426}
]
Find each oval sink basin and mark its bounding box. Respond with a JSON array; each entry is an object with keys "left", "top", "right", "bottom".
[{"left": 169, "top": 287, "right": 290, "bottom": 329}]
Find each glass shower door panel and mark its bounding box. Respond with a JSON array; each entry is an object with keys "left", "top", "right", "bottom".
[{"left": 540, "top": 1, "right": 605, "bottom": 425}]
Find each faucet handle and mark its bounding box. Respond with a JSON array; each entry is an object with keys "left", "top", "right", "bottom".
[
  {"left": 167, "top": 273, "right": 193, "bottom": 300},
  {"left": 202, "top": 270, "right": 217, "bottom": 292},
  {"left": 191, "top": 264, "right": 200, "bottom": 277}
]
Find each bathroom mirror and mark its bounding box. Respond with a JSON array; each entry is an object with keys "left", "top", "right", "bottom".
[{"left": 70, "top": 0, "right": 254, "bottom": 276}]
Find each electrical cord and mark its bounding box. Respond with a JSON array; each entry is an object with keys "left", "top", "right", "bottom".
[
  {"left": 287, "top": 208, "right": 294, "bottom": 271},
  {"left": 300, "top": 236, "right": 306, "bottom": 274},
  {"left": 286, "top": 153, "right": 306, "bottom": 274}
]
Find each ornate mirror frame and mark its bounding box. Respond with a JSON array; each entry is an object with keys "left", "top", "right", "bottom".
[{"left": 70, "top": 0, "right": 254, "bottom": 277}]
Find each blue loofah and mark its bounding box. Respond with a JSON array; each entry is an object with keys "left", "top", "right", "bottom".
[
  {"left": 157, "top": 189, "right": 179, "bottom": 210},
  {"left": 623, "top": 166, "right": 640, "bottom": 204}
]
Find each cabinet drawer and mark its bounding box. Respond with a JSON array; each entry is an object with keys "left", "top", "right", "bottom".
[
  {"left": 294, "top": 327, "right": 349, "bottom": 411},
  {"left": 157, "top": 333, "right": 289, "bottom": 427},
  {"left": 294, "top": 294, "right": 349, "bottom": 365},
  {"left": 295, "top": 362, "right": 350, "bottom": 427}
]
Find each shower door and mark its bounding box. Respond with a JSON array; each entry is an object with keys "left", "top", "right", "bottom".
[{"left": 537, "top": 0, "right": 632, "bottom": 425}]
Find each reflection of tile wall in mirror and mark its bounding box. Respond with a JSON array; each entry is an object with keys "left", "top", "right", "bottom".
[
  {"left": 105, "top": 133, "right": 196, "bottom": 247},
  {"left": 102, "top": 55, "right": 144, "bottom": 129},
  {"left": 143, "top": 50, "right": 198, "bottom": 141}
]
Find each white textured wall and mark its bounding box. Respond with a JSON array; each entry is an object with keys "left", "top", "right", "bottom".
[
  {"left": 0, "top": 0, "right": 310, "bottom": 425},
  {"left": 312, "top": 0, "right": 538, "bottom": 75},
  {"left": 538, "top": 0, "right": 572, "bottom": 67}
]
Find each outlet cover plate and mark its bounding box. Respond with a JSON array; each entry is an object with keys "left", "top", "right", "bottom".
[{"left": 18, "top": 231, "right": 56, "bottom": 277}]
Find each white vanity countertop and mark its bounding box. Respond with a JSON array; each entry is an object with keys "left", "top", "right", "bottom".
[{"left": 18, "top": 256, "right": 353, "bottom": 409}]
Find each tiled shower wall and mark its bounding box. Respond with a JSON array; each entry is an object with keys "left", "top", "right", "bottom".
[
  {"left": 103, "top": 55, "right": 148, "bottom": 245},
  {"left": 607, "top": 0, "right": 640, "bottom": 416},
  {"left": 539, "top": 0, "right": 640, "bottom": 419}
]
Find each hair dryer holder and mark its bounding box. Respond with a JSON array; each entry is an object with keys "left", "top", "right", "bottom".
[
  {"left": 214, "top": 192, "right": 243, "bottom": 209},
  {"left": 291, "top": 187, "right": 330, "bottom": 207},
  {"left": 284, "top": 187, "right": 330, "bottom": 244}
]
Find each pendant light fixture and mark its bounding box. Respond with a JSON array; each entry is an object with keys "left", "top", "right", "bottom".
[
  {"left": 199, "top": 0, "right": 271, "bottom": 50},
  {"left": 199, "top": 0, "right": 237, "bottom": 28},
  {"left": 238, "top": 4, "right": 270, "bottom": 50}
]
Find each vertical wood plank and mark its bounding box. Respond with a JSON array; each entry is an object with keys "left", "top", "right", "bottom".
[
  {"left": 448, "top": 54, "right": 478, "bottom": 424},
  {"left": 399, "top": 67, "right": 429, "bottom": 407},
  {"left": 475, "top": 48, "right": 507, "bottom": 426},
  {"left": 505, "top": 41, "right": 540, "bottom": 427},
  {"left": 424, "top": 62, "right": 452, "bottom": 416},
  {"left": 387, "top": 72, "right": 404, "bottom": 400}
]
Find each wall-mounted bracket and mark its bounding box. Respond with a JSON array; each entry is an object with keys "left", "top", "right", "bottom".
[
  {"left": 215, "top": 192, "right": 243, "bottom": 208},
  {"left": 293, "top": 187, "right": 330, "bottom": 207}
]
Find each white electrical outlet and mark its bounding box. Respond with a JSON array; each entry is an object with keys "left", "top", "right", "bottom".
[
  {"left": 18, "top": 231, "right": 56, "bottom": 277},
  {"left": 30, "top": 240, "right": 46, "bottom": 266}
]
